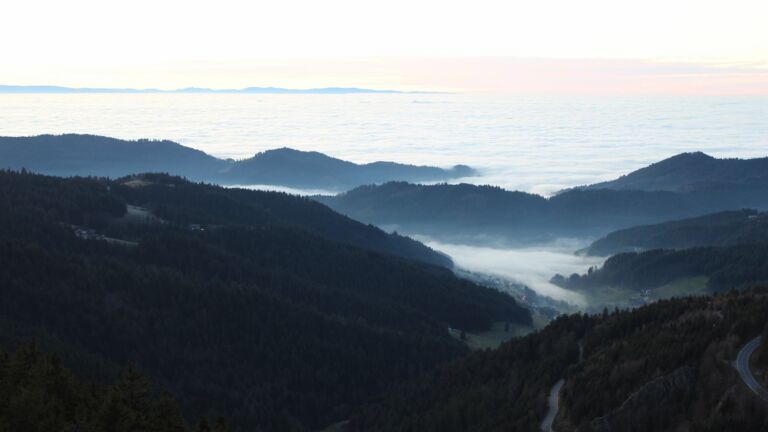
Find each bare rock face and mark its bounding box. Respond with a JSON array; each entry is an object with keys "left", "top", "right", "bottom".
[{"left": 590, "top": 367, "right": 696, "bottom": 432}]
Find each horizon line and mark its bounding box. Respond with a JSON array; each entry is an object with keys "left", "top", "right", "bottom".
[{"left": 0, "top": 84, "right": 445, "bottom": 95}]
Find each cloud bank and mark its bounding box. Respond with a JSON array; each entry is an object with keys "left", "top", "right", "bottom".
[{"left": 421, "top": 237, "right": 605, "bottom": 305}]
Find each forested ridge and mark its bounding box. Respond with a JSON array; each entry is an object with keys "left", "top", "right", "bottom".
[
  {"left": 584, "top": 209, "right": 768, "bottom": 256},
  {"left": 102, "top": 172, "right": 452, "bottom": 267},
  {"left": 0, "top": 134, "right": 472, "bottom": 190},
  {"left": 558, "top": 243, "right": 768, "bottom": 293},
  {"left": 0, "top": 170, "right": 529, "bottom": 431},
  {"left": 316, "top": 181, "right": 768, "bottom": 244},
  {"left": 350, "top": 289, "right": 768, "bottom": 431},
  {"left": 583, "top": 151, "right": 768, "bottom": 193}
]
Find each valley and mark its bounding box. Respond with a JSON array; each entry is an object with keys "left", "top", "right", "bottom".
[{"left": 2, "top": 135, "right": 768, "bottom": 431}]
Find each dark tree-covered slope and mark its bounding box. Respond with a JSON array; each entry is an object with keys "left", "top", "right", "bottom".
[
  {"left": 350, "top": 289, "right": 768, "bottom": 432},
  {"left": 349, "top": 314, "right": 586, "bottom": 432},
  {"left": 0, "top": 344, "right": 228, "bottom": 432},
  {"left": 0, "top": 171, "right": 529, "bottom": 431},
  {"left": 115, "top": 173, "right": 451, "bottom": 267},
  {"left": 0, "top": 134, "right": 473, "bottom": 191},
  {"left": 583, "top": 209, "right": 768, "bottom": 256},
  {"left": 557, "top": 244, "right": 768, "bottom": 293},
  {"left": 583, "top": 152, "right": 768, "bottom": 193}
]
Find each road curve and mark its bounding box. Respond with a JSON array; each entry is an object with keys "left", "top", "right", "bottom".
[
  {"left": 735, "top": 336, "right": 768, "bottom": 401},
  {"left": 541, "top": 379, "right": 564, "bottom": 432},
  {"left": 541, "top": 342, "right": 583, "bottom": 432}
]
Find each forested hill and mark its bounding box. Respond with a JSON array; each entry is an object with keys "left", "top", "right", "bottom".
[
  {"left": 114, "top": 172, "right": 451, "bottom": 267},
  {"left": 0, "top": 134, "right": 473, "bottom": 190},
  {"left": 316, "top": 182, "right": 768, "bottom": 244},
  {"left": 0, "top": 134, "right": 219, "bottom": 179},
  {"left": 583, "top": 209, "right": 768, "bottom": 256},
  {"left": 0, "top": 171, "right": 530, "bottom": 431},
  {"left": 583, "top": 151, "right": 768, "bottom": 192},
  {"left": 223, "top": 147, "right": 474, "bottom": 189},
  {"left": 557, "top": 243, "right": 768, "bottom": 293},
  {"left": 349, "top": 289, "right": 768, "bottom": 431}
]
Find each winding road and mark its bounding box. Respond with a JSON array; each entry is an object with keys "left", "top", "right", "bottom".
[
  {"left": 541, "top": 343, "right": 582, "bottom": 432},
  {"left": 735, "top": 336, "right": 768, "bottom": 401},
  {"left": 539, "top": 336, "right": 766, "bottom": 432},
  {"left": 541, "top": 379, "right": 564, "bottom": 432}
]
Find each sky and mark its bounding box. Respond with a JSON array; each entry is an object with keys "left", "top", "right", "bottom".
[{"left": 2, "top": 0, "right": 768, "bottom": 94}]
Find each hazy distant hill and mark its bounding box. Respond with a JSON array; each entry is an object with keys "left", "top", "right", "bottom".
[
  {"left": 318, "top": 182, "right": 546, "bottom": 231},
  {"left": 0, "top": 85, "right": 405, "bottom": 94},
  {"left": 583, "top": 152, "right": 768, "bottom": 192},
  {"left": 0, "top": 134, "right": 473, "bottom": 190},
  {"left": 316, "top": 180, "right": 768, "bottom": 244},
  {"left": 222, "top": 147, "right": 474, "bottom": 189},
  {"left": 584, "top": 209, "right": 768, "bottom": 256},
  {"left": 0, "top": 134, "right": 220, "bottom": 178}
]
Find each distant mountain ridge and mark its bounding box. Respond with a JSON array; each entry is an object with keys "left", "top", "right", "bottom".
[
  {"left": 0, "top": 134, "right": 474, "bottom": 191},
  {"left": 583, "top": 151, "right": 768, "bottom": 192},
  {"left": 224, "top": 147, "right": 474, "bottom": 189},
  {"left": 0, "top": 85, "right": 414, "bottom": 94}
]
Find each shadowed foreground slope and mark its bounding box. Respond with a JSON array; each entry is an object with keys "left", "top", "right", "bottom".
[
  {"left": 0, "top": 344, "right": 229, "bottom": 432},
  {"left": 350, "top": 289, "right": 768, "bottom": 432}
]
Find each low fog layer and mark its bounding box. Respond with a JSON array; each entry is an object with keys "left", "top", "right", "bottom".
[
  {"left": 229, "top": 184, "right": 337, "bottom": 196},
  {"left": 420, "top": 237, "right": 605, "bottom": 305}
]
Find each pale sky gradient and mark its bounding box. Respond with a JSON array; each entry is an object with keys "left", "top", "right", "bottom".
[{"left": 2, "top": 0, "right": 768, "bottom": 94}]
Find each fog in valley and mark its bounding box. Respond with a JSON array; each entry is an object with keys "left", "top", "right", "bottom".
[
  {"left": 419, "top": 236, "right": 605, "bottom": 306},
  {"left": 230, "top": 183, "right": 336, "bottom": 196}
]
